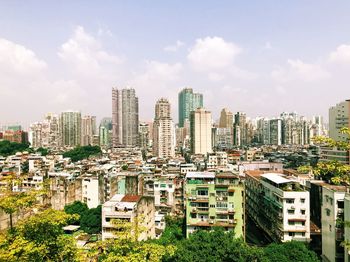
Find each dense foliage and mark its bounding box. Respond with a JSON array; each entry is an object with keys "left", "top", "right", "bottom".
[
  {"left": 264, "top": 241, "right": 319, "bottom": 262},
  {"left": 0, "top": 140, "right": 30, "bottom": 156},
  {"left": 0, "top": 207, "right": 319, "bottom": 262},
  {"left": 300, "top": 127, "right": 350, "bottom": 185},
  {"left": 63, "top": 145, "right": 102, "bottom": 162},
  {"left": 64, "top": 201, "right": 102, "bottom": 234},
  {"left": 0, "top": 209, "right": 79, "bottom": 262}
]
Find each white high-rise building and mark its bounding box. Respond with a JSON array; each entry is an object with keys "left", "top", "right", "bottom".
[
  {"left": 153, "top": 98, "right": 175, "bottom": 158},
  {"left": 190, "top": 108, "right": 212, "bottom": 154},
  {"left": 30, "top": 113, "right": 60, "bottom": 149},
  {"left": 112, "top": 88, "right": 139, "bottom": 147},
  {"left": 81, "top": 115, "right": 97, "bottom": 146}
]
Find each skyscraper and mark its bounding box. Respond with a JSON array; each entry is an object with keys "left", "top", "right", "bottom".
[
  {"left": 219, "top": 108, "right": 233, "bottom": 128},
  {"left": 178, "top": 88, "right": 203, "bottom": 127},
  {"left": 269, "top": 118, "right": 282, "bottom": 145},
  {"left": 234, "top": 112, "right": 247, "bottom": 146},
  {"left": 59, "top": 111, "right": 81, "bottom": 147},
  {"left": 153, "top": 98, "right": 175, "bottom": 158},
  {"left": 190, "top": 108, "right": 212, "bottom": 154},
  {"left": 112, "top": 88, "right": 139, "bottom": 147},
  {"left": 329, "top": 99, "right": 350, "bottom": 142},
  {"left": 81, "top": 115, "right": 97, "bottom": 146},
  {"left": 99, "top": 117, "right": 112, "bottom": 147}
]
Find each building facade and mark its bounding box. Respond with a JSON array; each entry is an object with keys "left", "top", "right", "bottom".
[
  {"left": 184, "top": 172, "right": 245, "bottom": 239},
  {"left": 245, "top": 171, "right": 310, "bottom": 242},
  {"left": 153, "top": 98, "right": 175, "bottom": 158},
  {"left": 112, "top": 88, "right": 139, "bottom": 147},
  {"left": 190, "top": 108, "right": 212, "bottom": 155},
  {"left": 59, "top": 111, "right": 81, "bottom": 147},
  {"left": 178, "top": 88, "right": 203, "bottom": 128}
]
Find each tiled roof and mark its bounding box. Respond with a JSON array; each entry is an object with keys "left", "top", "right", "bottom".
[{"left": 121, "top": 194, "right": 141, "bottom": 202}]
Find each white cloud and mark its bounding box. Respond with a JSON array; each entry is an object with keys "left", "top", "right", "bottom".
[
  {"left": 58, "top": 26, "right": 123, "bottom": 75},
  {"left": 0, "top": 38, "right": 46, "bottom": 78},
  {"left": 329, "top": 44, "right": 350, "bottom": 64},
  {"left": 187, "top": 36, "right": 241, "bottom": 71},
  {"left": 271, "top": 59, "right": 330, "bottom": 82},
  {"left": 164, "top": 40, "right": 185, "bottom": 52}
]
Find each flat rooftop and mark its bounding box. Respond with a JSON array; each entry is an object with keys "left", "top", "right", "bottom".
[
  {"left": 261, "top": 173, "right": 297, "bottom": 184},
  {"left": 186, "top": 172, "right": 215, "bottom": 179}
]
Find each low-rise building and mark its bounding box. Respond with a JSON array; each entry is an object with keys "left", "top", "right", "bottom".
[
  {"left": 102, "top": 194, "right": 155, "bottom": 241},
  {"left": 184, "top": 171, "right": 245, "bottom": 238}
]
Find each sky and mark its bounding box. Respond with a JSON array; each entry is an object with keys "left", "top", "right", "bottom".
[{"left": 1, "top": 1, "right": 350, "bottom": 128}]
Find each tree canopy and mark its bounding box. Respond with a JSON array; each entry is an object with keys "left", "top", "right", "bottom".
[
  {"left": 64, "top": 201, "right": 102, "bottom": 234},
  {"left": 63, "top": 145, "right": 102, "bottom": 162},
  {"left": 0, "top": 209, "right": 79, "bottom": 262},
  {"left": 0, "top": 140, "right": 30, "bottom": 157}
]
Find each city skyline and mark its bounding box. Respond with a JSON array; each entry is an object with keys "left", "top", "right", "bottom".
[{"left": 1, "top": 1, "right": 350, "bottom": 127}]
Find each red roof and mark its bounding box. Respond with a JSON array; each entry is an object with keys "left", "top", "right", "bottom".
[{"left": 121, "top": 195, "right": 141, "bottom": 202}]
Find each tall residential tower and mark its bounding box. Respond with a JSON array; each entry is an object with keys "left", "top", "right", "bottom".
[
  {"left": 178, "top": 88, "right": 203, "bottom": 127},
  {"left": 112, "top": 88, "right": 139, "bottom": 147},
  {"left": 153, "top": 98, "right": 175, "bottom": 158}
]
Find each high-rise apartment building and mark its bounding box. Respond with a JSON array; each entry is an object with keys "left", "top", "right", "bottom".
[
  {"left": 219, "top": 108, "right": 233, "bottom": 128},
  {"left": 30, "top": 113, "right": 60, "bottom": 149},
  {"left": 269, "top": 118, "right": 282, "bottom": 145},
  {"left": 234, "top": 112, "right": 247, "bottom": 146},
  {"left": 112, "top": 88, "right": 139, "bottom": 147},
  {"left": 153, "top": 98, "right": 175, "bottom": 158},
  {"left": 99, "top": 117, "right": 112, "bottom": 147},
  {"left": 59, "top": 111, "right": 81, "bottom": 147},
  {"left": 178, "top": 88, "right": 203, "bottom": 127},
  {"left": 245, "top": 171, "right": 310, "bottom": 242},
  {"left": 139, "top": 122, "right": 151, "bottom": 150},
  {"left": 190, "top": 108, "right": 212, "bottom": 154},
  {"left": 81, "top": 115, "right": 97, "bottom": 146},
  {"left": 329, "top": 99, "right": 350, "bottom": 142}
]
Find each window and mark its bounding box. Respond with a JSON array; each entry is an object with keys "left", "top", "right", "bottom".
[
  {"left": 300, "top": 198, "right": 305, "bottom": 203},
  {"left": 209, "top": 204, "right": 215, "bottom": 208},
  {"left": 326, "top": 209, "right": 331, "bottom": 216},
  {"left": 197, "top": 190, "right": 208, "bottom": 196},
  {"left": 329, "top": 225, "right": 332, "bottom": 232},
  {"left": 191, "top": 213, "right": 196, "bottom": 219},
  {"left": 289, "top": 232, "right": 295, "bottom": 237},
  {"left": 288, "top": 221, "right": 295, "bottom": 225},
  {"left": 286, "top": 199, "right": 295, "bottom": 204},
  {"left": 301, "top": 209, "right": 306, "bottom": 215},
  {"left": 288, "top": 209, "right": 295, "bottom": 214},
  {"left": 302, "top": 232, "right": 305, "bottom": 237}
]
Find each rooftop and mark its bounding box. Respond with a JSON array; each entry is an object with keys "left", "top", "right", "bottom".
[
  {"left": 261, "top": 173, "right": 297, "bottom": 184},
  {"left": 186, "top": 172, "right": 215, "bottom": 179}
]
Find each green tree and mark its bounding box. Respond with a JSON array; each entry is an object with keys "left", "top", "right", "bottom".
[
  {"left": 168, "top": 228, "right": 266, "bottom": 262},
  {"left": 264, "top": 241, "right": 319, "bottom": 262},
  {"left": 83, "top": 217, "right": 176, "bottom": 262},
  {"left": 63, "top": 145, "right": 102, "bottom": 162},
  {"left": 64, "top": 201, "right": 89, "bottom": 224},
  {"left": 0, "top": 209, "right": 79, "bottom": 262},
  {"left": 0, "top": 140, "right": 30, "bottom": 157},
  {"left": 36, "top": 147, "right": 49, "bottom": 156},
  {"left": 80, "top": 205, "right": 102, "bottom": 234},
  {"left": 156, "top": 216, "right": 184, "bottom": 245},
  {"left": 299, "top": 127, "right": 350, "bottom": 185}
]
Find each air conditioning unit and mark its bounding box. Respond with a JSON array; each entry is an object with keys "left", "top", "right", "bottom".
[
  {"left": 209, "top": 220, "right": 214, "bottom": 224},
  {"left": 229, "top": 220, "right": 235, "bottom": 224}
]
